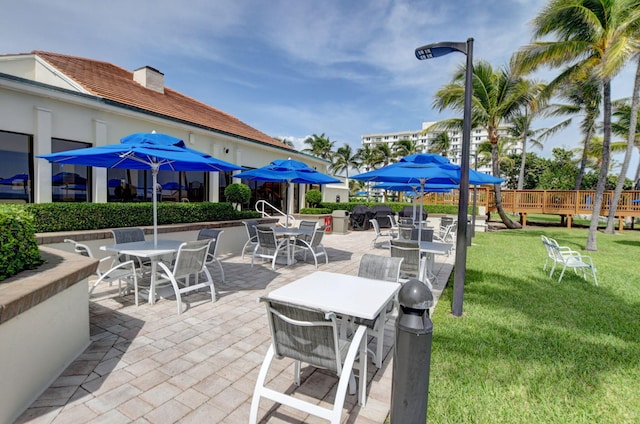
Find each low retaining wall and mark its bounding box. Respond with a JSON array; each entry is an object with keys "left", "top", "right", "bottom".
[{"left": 0, "top": 247, "right": 97, "bottom": 423}]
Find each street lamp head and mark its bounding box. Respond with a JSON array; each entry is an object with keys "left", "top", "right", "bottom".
[{"left": 414, "top": 40, "right": 471, "bottom": 60}]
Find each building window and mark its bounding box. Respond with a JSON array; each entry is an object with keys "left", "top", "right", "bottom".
[
  {"left": 108, "top": 169, "right": 207, "bottom": 202},
  {"left": 0, "top": 130, "right": 32, "bottom": 203},
  {"left": 51, "top": 138, "right": 92, "bottom": 202}
]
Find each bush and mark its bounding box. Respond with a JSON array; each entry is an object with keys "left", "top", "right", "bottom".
[
  {"left": 224, "top": 183, "right": 251, "bottom": 208},
  {"left": 0, "top": 205, "right": 44, "bottom": 281},
  {"left": 305, "top": 189, "right": 322, "bottom": 208},
  {"left": 24, "top": 202, "right": 260, "bottom": 233},
  {"left": 300, "top": 207, "right": 331, "bottom": 215}
]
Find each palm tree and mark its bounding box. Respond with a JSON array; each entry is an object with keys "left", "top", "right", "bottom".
[
  {"left": 606, "top": 56, "right": 640, "bottom": 232},
  {"left": 573, "top": 135, "right": 627, "bottom": 172},
  {"left": 428, "top": 132, "right": 453, "bottom": 158},
  {"left": 355, "top": 144, "right": 381, "bottom": 199},
  {"left": 516, "top": 0, "right": 640, "bottom": 250},
  {"left": 393, "top": 138, "right": 424, "bottom": 158},
  {"left": 544, "top": 70, "right": 603, "bottom": 190},
  {"left": 611, "top": 96, "right": 640, "bottom": 183},
  {"left": 302, "top": 133, "right": 335, "bottom": 161},
  {"left": 375, "top": 143, "right": 394, "bottom": 167},
  {"left": 331, "top": 143, "right": 359, "bottom": 179},
  {"left": 433, "top": 60, "right": 534, "bottom": 228}
]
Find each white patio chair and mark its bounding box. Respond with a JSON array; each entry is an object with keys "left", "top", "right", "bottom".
[
  {"left": 250, "top": 298, "right": 367, "bottom": 424},
  {"left": 541, "top": 235, "right": 556, "bottom": 272},
  {"left": 110, "top": 227, "right": 153, "bottom": 272},
  {"left": 196, "top": 228, "right": 225, "bottom": 283},
  {"left": 356, "top": 254, "right": 403, "bottom": 368},
  {"left": 252, "top": 224, "right": 288, "bottom": 270},
  {"left": 547, "top": 237, "right": 598, "bottom": 285},
  {"left": 154, "top": 239, "right": 216, "bottom": 314},
  {"left": 387, "top": 214, "right": 400, "bottom": 238},
  {"left": 64, "top": 238, "right": 137, "bottom": 298},
  {"left": 369, "top": 218, "right": 392, "bottom": 248},
  {"left": 390, "top": 239, "right": 429, "bottom": 289},
  {"left": 294, "top": 225, "right": 328, "bottom": 268},
  {"left": 241, "top": 220, "right": 259, "bottom": 259},
  {"left": 296, "top": 220, "right": 318, "bottom": 243}
]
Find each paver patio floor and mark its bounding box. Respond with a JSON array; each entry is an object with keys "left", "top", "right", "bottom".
[{"left": 17, "top": 229, "right": 453, "bottom": 424}]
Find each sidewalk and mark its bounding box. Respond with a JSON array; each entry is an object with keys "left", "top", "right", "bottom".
[{"left": 17, "top": 229, "right": 454, "bottom": 424}]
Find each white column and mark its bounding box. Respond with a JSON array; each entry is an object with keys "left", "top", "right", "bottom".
[
  {"left": 210, "top": 143, "right": 222, "bottom": 203},
  {"left": 299, "top": 184, "right": 307, "bottom": 212},
  {"left": 232, "top": 148, "right": 242, "bottom": 184},
  {"left": 93, "top": 120, "right": 108, "bottom": 203},
  {"left": 33, "top": 107, "right": 52, "bottom": 203}
]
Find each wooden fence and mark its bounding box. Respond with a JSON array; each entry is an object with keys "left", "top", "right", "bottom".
[{"left": 423, "top": 188, "right": 640, "bottom": 230}]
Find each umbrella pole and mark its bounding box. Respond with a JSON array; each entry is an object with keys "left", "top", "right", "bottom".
[{"left": 152, "top": 166, "right": 158, "bottom": 247}]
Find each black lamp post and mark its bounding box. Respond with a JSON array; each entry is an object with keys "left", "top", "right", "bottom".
[{"left": 415, "top": 38, "right": 473, "bottom": 317}]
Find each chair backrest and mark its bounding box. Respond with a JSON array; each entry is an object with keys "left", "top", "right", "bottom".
[
  {"left": 410, "top": 228, "right": 434, "bottom": 242},
  {"left": 398, "top": 217, "right": 414, "bottom": 226},
  {"left": 256, "top": 225, "right": 278, "bottom": 250},
  {"left": 387, "top": 214, "right": 399, "bottom": 228},
  {"left": 171, "top": 239, "right": 211, "bottom": 279},
  {"left": 358, "top": 254, "right": 403, "bottom": 283},
  {"left": 298, "top": 220, "right": 317, "bottom": 232},
  {"left": 308, "top": 226, "right": 326, "bottom": 247},
  {"left": 197, "top": 228, "right": 223, "bottom": 257},
  {"left": 369, "top": 218, "right": 381, "bottom": 234},
  {"left": 390, "top": 239, "right": 421, "bottom": 276},
  {"left": 64, "top": 238, "right": 94, "bottom": 258},
  {"left": 262, "top": 298, "right": 341, "bottom": 375},
  {"left": 243, "top": 220, "right": 259, "bottom": 240},
  {"left": 111, "top": 227, "right": 145, "bottom": 244}
]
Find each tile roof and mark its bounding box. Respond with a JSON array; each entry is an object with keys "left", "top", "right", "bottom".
[{"left": 32, "top": 51, "right": 291, "bottom": 151}]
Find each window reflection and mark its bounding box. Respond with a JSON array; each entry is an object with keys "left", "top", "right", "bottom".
[
  {"left": 51, "top": 138, "right": 91, "bottom": 202},
  {"left": 0, "top": 131, "right": 32, "bottom": 203},
  {"left": 108, "top": 170, "right": 207, "bottom": 202}
]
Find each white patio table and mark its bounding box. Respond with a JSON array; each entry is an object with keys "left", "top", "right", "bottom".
[
  {"left": 273, "top": 227, "right": 314, "bottom": 265},
  {"left": 418, "top": 241, "right": 453, "bottom": 286},
  {"left": 101, "top": 239, "right": 184, "bottom": 305},
  {"left": 264, "top": 270, "right": 401, "bottom": 368}
]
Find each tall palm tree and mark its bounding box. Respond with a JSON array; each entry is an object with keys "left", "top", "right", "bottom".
[
  {"left": 573, "top": 135, "right": 627, "bottom": 172},
  {"left": 506, "top": 110, "right": 570, "bottom": 190},
  {"left": 544, "top": 70, "right": 603, "bottom": 190},
  {"left": 611, "top": 96, "right": 640, "bottom": 183},
  {"left": 302, "top": 133, "right": 335, "bottom": 161},
  {"left": 428, "top": 132, "right": 453, "bottom": 158},
  {"left": 606, "top": 55, "right": 640, "bottom": 232},
  {"left": 433, "top": 60, "right": 534, "bottom": 228},
  {"left": 330, "top": 143, "right": 359, "bottom": 179},
  {"left": 516, "top": 0, "right": 640, "bottom": 250},
  {"left": 355, "top": 144, "right": 381, "bottom": 199},
  {"left": 375, "top": 143, "right": 394, "bottom": 168},
  {"left": 393, "top": 138, "right": 423, "bottom": 158}
]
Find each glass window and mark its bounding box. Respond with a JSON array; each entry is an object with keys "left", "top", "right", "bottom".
[
  {"left": 108, "top": 169, "right": 207, "bottom": 203},
  {"left": 51, "top": 138, "right": 91, "bottom": 202},
  {"left": 0, "top": 131, "right": 32, "bottom": 203}
]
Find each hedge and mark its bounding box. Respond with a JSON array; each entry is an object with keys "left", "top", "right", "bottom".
[{"left": 0, "top": 205, "right": 43, "bottom": 281}]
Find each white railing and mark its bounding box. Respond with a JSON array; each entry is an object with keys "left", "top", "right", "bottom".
[{"left": 255, "top": 200, "right": 296, "bottom": 227}]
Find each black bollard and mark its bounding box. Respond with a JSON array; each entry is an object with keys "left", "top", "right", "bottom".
[{"left": 390, "top": 279, "right": 434, "bottom": 424}]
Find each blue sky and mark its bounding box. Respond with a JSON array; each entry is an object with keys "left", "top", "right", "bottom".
[{"left": 2, "top": 0, "right": 638, "bottom": 178}]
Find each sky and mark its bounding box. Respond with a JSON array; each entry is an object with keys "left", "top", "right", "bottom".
[{"left": 2, "top": 0, "right": 638, "bottom": 179}]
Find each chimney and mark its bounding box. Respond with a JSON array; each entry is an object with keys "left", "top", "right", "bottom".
[{"left": 133, "top": 66, "right": 164, "bottom": 93}]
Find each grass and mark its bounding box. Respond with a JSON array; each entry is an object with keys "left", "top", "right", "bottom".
[{"left": 428, "top": 227, "right": 640, "bottom": 423}]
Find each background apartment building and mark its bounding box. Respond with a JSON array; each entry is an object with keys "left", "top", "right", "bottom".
[{"left": 361, "top": 121, "right": 520, "bottom": 175}]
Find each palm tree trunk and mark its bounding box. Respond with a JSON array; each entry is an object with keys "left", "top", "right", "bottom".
[
  {"left": 586, "top": 79, "right": 612, "bottom": 251},
  {"left": 605, "top": 56, "right": 640, "bottom": 233},
  {"left": 574, "top": 128, "right": 593, "bottom": 190},
  {"left": 492, "top": 141, "right": 519, "bottom": 228},
  {"left": 517, "top": 109, "right": 528, "bottom": 191}
]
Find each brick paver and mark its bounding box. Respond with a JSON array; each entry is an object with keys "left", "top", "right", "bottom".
[{"left": 17, "top": 228, "right": 454, "bottom": 424}]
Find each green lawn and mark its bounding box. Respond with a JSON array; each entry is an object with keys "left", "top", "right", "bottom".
[{"left": 428, "top": 227, "right": 640, "bottom": 423}]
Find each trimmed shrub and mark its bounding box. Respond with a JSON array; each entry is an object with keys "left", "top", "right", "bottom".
[
  {"left": 305, "top": 189, "right": 323, "bottom": 208},
  {"left": 224, "top": 183, "right": 251, "bottom": 208},
  {"left": 0, "top": 205, "right": 44, "bottom": 281}
]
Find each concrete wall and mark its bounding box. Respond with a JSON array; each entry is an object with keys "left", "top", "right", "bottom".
[{"left": 0, "top": 271, "right": 90, "bottom": 424}]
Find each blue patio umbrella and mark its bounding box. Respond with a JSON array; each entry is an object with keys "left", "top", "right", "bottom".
[
  {"left": 38, "top": 132, "right": 245, "bottom": 245},
  {"left": 633, "top": 199, "right": 640, "bottom": 203},
  {"left": 353, "top": 154, "right": 503, "bottom": 242},
  {"left": 235, "top": 158, "right": 340, "bottom": 227}
]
